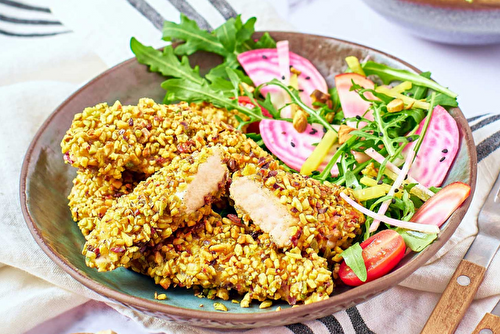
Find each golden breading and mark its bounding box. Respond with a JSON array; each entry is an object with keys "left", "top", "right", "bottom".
[
  {"left": 230, "top": 161, "right": 364, "bottom": 252},
  {"left": 68, "top": 169, "right": 142, "bottom": 237},
  {"left": 83, "top": 147, "right": 229, "bottom": 272},
  {"left": 62, "top": 97, "right": 368, "bottom": 306},
  {"left": 61, "top": 99, "right": 256, "bottom": 179},
  {"left": 190, "top": 102, "right": 245, "bottom": 130},
  {"left": 137, "top": 211, "right": 334, "bottom": 306}
]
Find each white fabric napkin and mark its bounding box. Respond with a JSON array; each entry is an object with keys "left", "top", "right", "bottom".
[{"left": 1, "top": 0, "right": 499, "bottom": 333}]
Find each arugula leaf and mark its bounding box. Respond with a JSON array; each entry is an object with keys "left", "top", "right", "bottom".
[
  {"left": 405, "top": 73, "right": 458, "bottom": 108},
  {"left": 429, "top": 93, "right": 458, "bottom": 108},
  {"left": 163, "top": 14, "right": 275, "bottom": 59},
  {"left": 345, "top": 170, "right": 362, "bottom": 190},
  {"left": 350, "top": 82, "right": 392, "bottom": 104},
  {"left": 245, "top": 133, "right": 265, "bottom": 147},
  {"left": 134, "top": 14, "right": 278, "bottom": 113},
  {"left": 383, "top": 108, "right": 425, "bottom": 136},
  {"left": 401, "top": 190, "right": 415, "bottom": 221},
  {"left": 130, "top": 38, "right": 203, "bottom": 85},
  {"left": 235, "top": 16, "right": 257, "bottom": 51},
  {"left": 253, "top": 32, "right": 277, "bottom": 49},
  {"left": 163, "top": 14, "right": 227, "bottom": 56},
  {"left": 395, "top": 228, "right": 437, "bottom": 252},
  {"left": 264, "top": 79, "right": 337, "bottom": 133},
  {"left": 362, "top": 61, "right": 457, "bottom": 98},
  {"left": 226, "top": 67, "right": 242, "bottom": 98},
  {"left": 215, "top": 17, "right": 237, "bottom": 53},
  {"left": 407, "top": 71, "right": 431, "bottom": 100},
  {"left": 205, "top": 58, "right": 253, "bottom": 85},
  {"left": 255, "top": 92, "right": 281, "bottom": 119},
  {"left": 429, "top": 186, "right": 441, "bottom": 194},
  {"left": 413, "top": 93, "right": 436, "bottom": 154},
  {"left": 316, "top": 135, "right": 358, "bottom": 182},
  {"left": 340, "top": 243, "right": 367, "bottom": 282},
  {"left": 161, "top": 78, "right": 265, "bottom": 129},
  {"left": 329, "top": 87, "right": 341, "bottom": 114}
]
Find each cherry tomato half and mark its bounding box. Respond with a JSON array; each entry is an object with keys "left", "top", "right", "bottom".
[
  {"left": 339, "top": 229, "right": 406, "bottom": 286},
  {"left": 237, "top": 96, "right": 271, "bottom": 117}
]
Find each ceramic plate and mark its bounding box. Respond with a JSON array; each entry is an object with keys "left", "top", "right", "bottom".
[{"left": 20, "top": 32, "right": 477, "bottom": 328}]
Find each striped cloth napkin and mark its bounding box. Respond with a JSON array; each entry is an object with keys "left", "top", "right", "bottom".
[{"left": 0, "top": 0, "right": 499, "bottom": 333}]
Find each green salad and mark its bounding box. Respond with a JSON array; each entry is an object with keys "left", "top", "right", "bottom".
[{"left": 131, "top": 14, "right": 471, "bottom": 286}]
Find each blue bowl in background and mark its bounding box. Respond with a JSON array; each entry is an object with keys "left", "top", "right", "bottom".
[{"left": 361, "top": 0, "right": 500, "bottom": 45}]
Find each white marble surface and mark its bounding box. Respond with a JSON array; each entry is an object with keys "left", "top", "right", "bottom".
[{"left": 28, "top": 0, "right": 500, "bottom": 333}]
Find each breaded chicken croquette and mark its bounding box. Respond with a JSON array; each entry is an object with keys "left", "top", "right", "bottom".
[
  {"left": 138, "top": 211, "right": 334, "bottom": 306},
  {"left": 61, "top": 98, "right": 260, "bottom": 179},
  {"left": 83, "top": 146, "right": 229, "bottom": 271},
  {"left": 68, "top": 169, "right": 143, "bottom": 237},
  {"left": 229, "top": 161, "right": 365, "bottom": 252}
]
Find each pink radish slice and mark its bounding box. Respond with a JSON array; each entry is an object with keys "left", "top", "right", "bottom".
[
  {"left": 259, "top": 119, "right": 367, "bottom": 176},
  {"left": 410, "top": 182, "right": 470, "bottom": 227},
  {"left": 405, "top": 105, "right": 459, "bottom": 188},
  {"left": 277, "top": 41, "right": 290, "bottom": 84},
  {"left": 237, "top": 49, "right": 328, "bottom": 109},
  {"left": 335, "top": 73, "right": 376, "bottom": 128},
  {"left": 260, "top": 119, "right": 324, "bottom": 171},
  {"left": 276, "top": 41, "right": 291, "bottom": 118}
]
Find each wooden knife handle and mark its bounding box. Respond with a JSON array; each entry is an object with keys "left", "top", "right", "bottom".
[
  {"left": 421, "top": 259, "right": 486, "bottom": 334},
  {"left": 472, "top": 313, "right": 500, "bottom": 334}
]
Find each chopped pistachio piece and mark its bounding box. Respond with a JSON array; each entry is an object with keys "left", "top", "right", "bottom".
[
  {"left": 293, "top": 109, "right": 309, "bottom": 133},
  {"left": 259, "top": 300, "right": 273, "bottom": 309},
  {"left": 387, "top": 99, "right": 405, "bottom": 113},
  {"left": 214, "top": 302, "right": 228, "bottom": 312},
  {"left": 338, "top": 125, "right": 356, "bottom": 144}
]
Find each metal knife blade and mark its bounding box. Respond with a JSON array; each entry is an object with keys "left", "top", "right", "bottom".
[
  {"left": 464, "top": 171, "right": 500, "bottom": 267},
  {"left": 493, "top": 300, "right": 500, "bottom": 317}
]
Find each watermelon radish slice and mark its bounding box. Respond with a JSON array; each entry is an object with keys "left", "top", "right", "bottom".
[
  {"left": 259, "top": 119, "right": 368, "bottom": 175},
  {"left": 237, "top": 49, "right": 328, "bottom": 109},
  {"left": 411, "top": 182, "right": 470, "bottom": 227},
  {"left": 276, "top": 41, "right": 292, "bottom": 118},
  {"left": 277, "top": 41, "right": 290, "bottom": 85},
  {"left": 335, "top": 73, "right": 376, "bottom": 128},
  {"left": 406, "top": 105, "right": 459, "bottom": 188}
]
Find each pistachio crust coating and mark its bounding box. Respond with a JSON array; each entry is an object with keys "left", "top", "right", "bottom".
[
  {"left": 61, "top": 98, "right": 368, "bottom": 307},
  {"left": 83, "top": 147, "right": 229, "bottom": 271},
  {"left": 230, "top": 160, "right": 364, "bottom": 252},
  {"left": 136, "top": 212, "right": 334, "bottom": 306},
  {"left": 61, "top": 99, "right": 252, "bottom": 179},
  {"left": 68, "top": 169, "right": 143, "bottom": 237}
]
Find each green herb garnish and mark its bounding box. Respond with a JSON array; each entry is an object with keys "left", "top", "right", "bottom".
[
  {"left": 340, "top": 243, "right": 367, "bottom": 282},
  {"left": 362, "top": 61, "right": 457, "bottom": 98},
  {"left": 395, "top": 228, "right": 437, "bottom": 252},
  {"left": 131, "top": 39, "right": 204, "bottom": 85}
]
